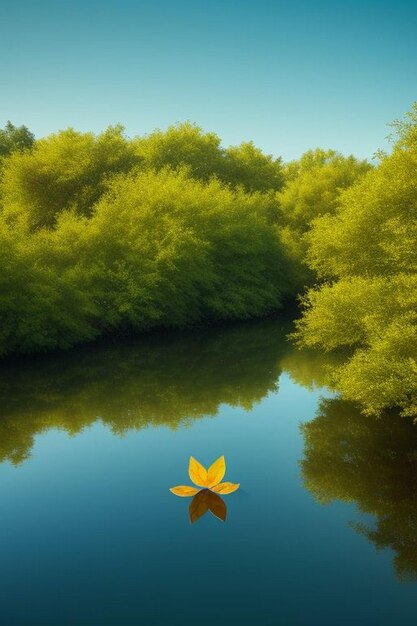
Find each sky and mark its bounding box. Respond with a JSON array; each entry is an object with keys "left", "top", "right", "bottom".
[{"left": 1, "top": 0, "right": 416, "bottom": 161}]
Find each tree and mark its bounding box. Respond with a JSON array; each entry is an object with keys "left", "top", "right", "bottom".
[
  {"left": 1, "top": 125, "right": 139, "bottom": 229},
  {"left": 134, "top": 122, "right": 284, "bottom": 193},
  {"left": 279, "top": 149, "right": 370, "bottom": 232},
  {"left": 0, "top": 167, "right": 293, "bottom": 356},
  {"left": 276, "top": 149, "right": 370, "bottom": 291},
  {"left": 133, "top": 122, "right": 224, "bottom": 182},
  {"left": 0, "top": 121, "right": 34, "bottom": 158},
  {"left": 85, "top": 167, "right": 293, "bottom": 328},
  {"left": 296, "top": 104, "right": 417, "bottom": 417},
  {"left": 222, "top": 141, "right": 284, "bottom": 192}
]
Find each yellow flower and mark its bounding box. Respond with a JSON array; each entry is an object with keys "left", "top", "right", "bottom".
[{"left": 170, "top": 455, "right": 240, "bottom": 497}]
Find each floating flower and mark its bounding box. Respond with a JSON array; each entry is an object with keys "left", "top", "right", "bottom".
[
  {"left": 170, "top": 456, "right": 240, "bottom": 523},
  {"left": 170, "top": 455, "right": 240, "bottom": 497}
]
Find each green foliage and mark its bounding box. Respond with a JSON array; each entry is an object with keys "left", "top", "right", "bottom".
[
  {"left": 1, "top": 125, "right": 139, "bottom": 228},
  {"left": 0, "top": 219, "right": 101, "bottom": 355},
  {"left": 134, "top": 122, "right": 224, "bottom": 182},
  {"left": 0, "top": 167, "right": 292, "bottom": 356},
  {"left": 83, "top": 168, "right": 291, "bottom": 325},
  {"left": 277, "top": 149, "right": 371, "bottom": 291},
  {"left": 0, "top": 121, "right": 34, "bottom": 158},
  {"left": 222, "top": 141, "right": 284, "bottom": 192},
  {"left": 0, "top": 104, "right": 415, "bottom": 420},
  {"left": 306, "top": 146, "right": 417, "bottom": 280},
  {"left": 0, "top": 121, "right": 295, "bottom": 356},
  {"left": 134, "top": 122, "right": 284, "bottom": 193},
  {"left": 279, "top": 149, "right": 371, "bottom": 232},
  {"left": 0, "top": 121, "right": 284, "bottom": 234},
  {"left": 296, "top": 104, "right": 417, "bottom": 417}
]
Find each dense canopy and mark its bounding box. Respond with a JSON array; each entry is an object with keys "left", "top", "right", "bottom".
[
  {"left": 296, "top": 104, "right": 417, "bottom": 417},
  {"left": 0, "top": 105, "right": 415, "bottom": 421}
]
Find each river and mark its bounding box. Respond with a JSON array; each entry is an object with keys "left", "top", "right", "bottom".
[{"left": 0, "top": 318, "right": 416, "bottom": 625}]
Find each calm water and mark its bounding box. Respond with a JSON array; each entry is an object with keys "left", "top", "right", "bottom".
[{"left": 0, "top": 318, "right": 417, "bottom": 625}]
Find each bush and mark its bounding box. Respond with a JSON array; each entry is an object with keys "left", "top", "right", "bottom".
[
  {"left": 0, "top": 168, "right": 293, "bottom": 356},
  {"left": 1, "top": 125, "right": 139, "bottom": 229},
  {"left": 296, "top": 104, "right": 417, "bottom": 417}
]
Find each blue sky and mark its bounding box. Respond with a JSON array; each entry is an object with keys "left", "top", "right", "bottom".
[{"left": 1, "top": 0, "right": 416, "bottom": 160}]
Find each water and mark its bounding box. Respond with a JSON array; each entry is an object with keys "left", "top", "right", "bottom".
[{"left": 0, "top": 318, "right": 416, "bottom": 625}]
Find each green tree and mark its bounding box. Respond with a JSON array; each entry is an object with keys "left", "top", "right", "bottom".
[
  {"left": 85, "top": 168, "right": 292, "bottom": 328},
  {"left": 279, "top": 149, "right": 370, "bottom": 232},
  {"left": 134, "top": 122, "right": 284, "bottom": 193},
  {"left": 296, "top": 104, "right": 417, "bottom": 417},
  {"left": 0, "top": 121, "right": 34, "bottom": 158},
  {"left": 0, "top": 218, "right": 100, "bottom": 356},
  {"left": 0, "top": 167, "right": 293, "bottom": 356},
  {"left": 133, "top": 122, "right": 224, "bottom": 182},
  {"left": 277, "top": 149, "right": 370, "bottom": 291},
  {"left": 222, "top": 141, "right": 284, "bottom": 192},
  {"left": 1, "top": 125, "right": 139, "bottom": 229}
]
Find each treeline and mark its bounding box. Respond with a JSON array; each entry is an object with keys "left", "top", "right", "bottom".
[
  {"left": 0, "top": 106, "right": 416, "bottom": 417},
  {"left": 0, "top": 119, "right": 368, "bottom": 354}
]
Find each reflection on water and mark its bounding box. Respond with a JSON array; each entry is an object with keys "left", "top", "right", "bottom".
[
  {"left": 279, "top": 345, "right": 346, "bottom": 390},
  {"left": 1, "top": 315, "right": 417, "bottom": 584},
  {"left": 189, "top": 489, "right": 227, "bottom": 524},
  {"left": 0, "top": 318, "right": 292, "bottom": 465},
  {"left": 301, "top": 398, "right": 417, "bottom": 581}
]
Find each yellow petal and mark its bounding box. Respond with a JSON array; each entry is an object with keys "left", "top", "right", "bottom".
[
  {"left": 188, "top": 456, "right": 208, "bottom": 487},
  {"left": 207, "top": 491, "right": 227, "bottom": 522},
  {"left": 189, "top": 490, "right": 210, "bottom": 524},
  {"left": 170, "top": 485, "right": 201, "bottom": 497},
  {"left": 211, "top": 482, "right": 240, "bottom": 495},
  {"left": 206, "top": 455, "right": 226, "bottom": 488}
]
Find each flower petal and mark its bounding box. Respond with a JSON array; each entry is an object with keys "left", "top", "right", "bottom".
[
  {"left": 206, "top": 455, "right": 226, "bottom": 488},
  {"left": 170, "top": 485, "right": 201, "bottom": 497},
  {"left": 188, "top": 456, "right": 208, "bottom": 487},
  {"left": 211, "top": 482, "right": 240, "bottom": 495}
]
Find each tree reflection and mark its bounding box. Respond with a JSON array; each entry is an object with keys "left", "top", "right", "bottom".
[
  {"left": 0, "top": 318, "right": 291, "bottom": 465},
  {"left": 279, "top": 344, "right": 347, "bottom": 390},
  {"left": 301, "top": 398, "right": 417, "bottom": 581}
]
